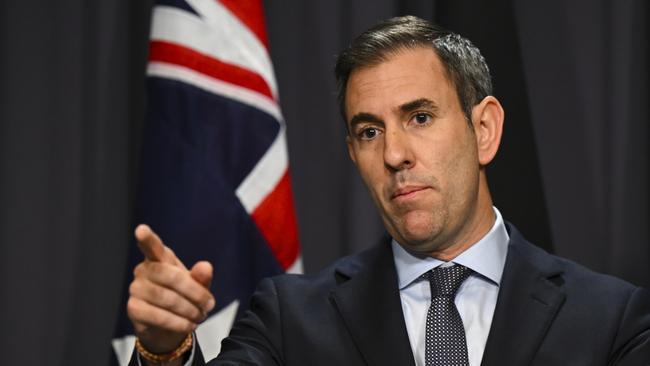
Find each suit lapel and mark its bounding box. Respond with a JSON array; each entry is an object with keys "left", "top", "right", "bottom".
[
  {"left": 480, "top": 226, "right": 566, "bottom": 366},
  {"left": 330, "top": 240, "right": 415, "bottom": 366}
]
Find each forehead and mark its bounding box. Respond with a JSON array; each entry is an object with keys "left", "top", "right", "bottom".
[{"left": 345, "top": 47, "right": 455, "bottom": 120}]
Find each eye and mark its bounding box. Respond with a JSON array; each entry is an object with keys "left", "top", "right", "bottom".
[
  {"left": 412, "top": 113, "right": 431, "bottom": 125},
  {"left": 358, "top": 127, "right": 380, "bottom": 140}
]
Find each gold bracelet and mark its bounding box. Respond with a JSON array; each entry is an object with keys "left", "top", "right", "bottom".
[{"left": 135, "top": 333, "right": 193, "bottom": 364}]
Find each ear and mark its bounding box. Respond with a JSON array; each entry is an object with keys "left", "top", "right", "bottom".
[
  {"left": 346, "top": 135, "right": 357, "bottom": 164},
  {"left": 471, "top": 96, "right": 504, "bottom": 166}
]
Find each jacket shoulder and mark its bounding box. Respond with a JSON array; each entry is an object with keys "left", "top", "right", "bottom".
[
  {"left": 269, "top": 238, "right": 391, "bottom": 293},
  {"left": 507, "top": 222, "right": 641, "bottom": 297}
]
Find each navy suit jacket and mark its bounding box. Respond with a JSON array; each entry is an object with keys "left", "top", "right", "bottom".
[{"left": 138, "top": 224, "right": 650, "bottom": 365}]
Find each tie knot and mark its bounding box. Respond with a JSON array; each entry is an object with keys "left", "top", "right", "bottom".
[{"left": 425, "top": 265, "right": 471, "bottom": 297}]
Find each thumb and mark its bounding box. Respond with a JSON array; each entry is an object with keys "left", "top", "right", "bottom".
[{"left": 190, "top": 261, "right": 213, "bottom": 289}]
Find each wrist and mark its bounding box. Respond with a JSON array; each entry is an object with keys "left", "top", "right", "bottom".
[{"left": 136, "top": 333, "right": 193, "bottom": 365}]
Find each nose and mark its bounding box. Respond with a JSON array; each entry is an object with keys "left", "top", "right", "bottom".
[{"left": 383, "top": 127, "right": 414, "bottom": 171}]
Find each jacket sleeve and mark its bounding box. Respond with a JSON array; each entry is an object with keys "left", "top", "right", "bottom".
[
  {"left": 608, "top": 287, "right": 650, "bottom": 365},
  {"left": 205, "top": 277, "right": 284, "bottom": 365}
]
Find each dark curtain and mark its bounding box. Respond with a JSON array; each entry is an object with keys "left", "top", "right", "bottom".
[
  {"left": 0, "top": 0, "right": 647, "bottom": 365},
  {"left": 512, "top": 0, "right": 649, "bottom": 286},
  {"left": 0, "top": 0, "right": 152, "bottom": 364}
]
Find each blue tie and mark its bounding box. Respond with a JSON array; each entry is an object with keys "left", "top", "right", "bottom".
[{"left": 424, "top": 265, "right": 471, "bottom": 366}]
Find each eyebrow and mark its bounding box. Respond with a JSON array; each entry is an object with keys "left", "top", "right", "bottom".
[
  {"left": 348, "top": 98, "right": 438, "bottom": 130},
  {"left": 349, "top": 112, "right": 384, "bottom": 130},
  {"left": 398, "top": 98, "right": 439, "bottom": 114}
]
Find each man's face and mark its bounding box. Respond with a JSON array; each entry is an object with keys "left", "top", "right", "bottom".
[{"left": 345, "top": 47, "right": 482, "bottom": 256}]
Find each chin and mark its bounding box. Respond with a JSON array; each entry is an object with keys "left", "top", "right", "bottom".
[
  {"left": 382, "top": 208, "right": 445, "bottom": 250},
  {"left": 405, "top": 210, "right": 440, "bottom": 234},
  {"left": 399, "top": 238, "right": 442, "bottom": 256},
  {"left": 396, "top": 223, "right": 443, "bottom": 253}
]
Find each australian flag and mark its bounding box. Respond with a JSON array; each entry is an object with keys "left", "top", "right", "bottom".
[{"left": 112, "top": 0, "right": 301, "bottom": 364}]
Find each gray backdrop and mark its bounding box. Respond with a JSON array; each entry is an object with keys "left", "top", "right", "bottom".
[{"left": 0, "top": 0, "right": 647, "bottom": 365}]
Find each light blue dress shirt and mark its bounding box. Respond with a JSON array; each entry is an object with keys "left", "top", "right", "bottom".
[{"left": 392, "top": 207, "right": 509, "bottom": 366}]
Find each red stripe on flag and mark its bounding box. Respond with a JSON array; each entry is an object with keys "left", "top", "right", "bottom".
[
  {"left": 218, "top": 0, "right": 269, "bottom": 49},
  {"left": 251, "top": 170, "right": 300, "bottom": 270},
  {"left": 149, "top": 40, "right": 274, "bottom": 100}
]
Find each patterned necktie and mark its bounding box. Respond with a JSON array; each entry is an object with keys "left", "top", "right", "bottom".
[{"left": 424, "top": 265, "right": 472, "bottom": 366}]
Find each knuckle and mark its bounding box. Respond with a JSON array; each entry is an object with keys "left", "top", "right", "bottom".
[
  {"left": 133, "top": 263, "right": 144, "bottom": 277},
  {"left": 168, "top": 268, "right": 185, "bottom": 284},
  {"left": 151, "top": 262, "right": 178, "bottom": 284},
  {"left": 199, "top": 293, "right": 212, "bottom": 308},
  {"left": 177, "top": 320, "right": 195, "bottom": 334},
  {"left": 152, "top": 286, "right": 173, "bottom": 306},
  {"left": 128, "top": 281, "right": 139, "bottom": 296},
  {"left": 200, "top": 287, "right": 214, "bottom": 303},
  {"left": 148, "top": 261, "right": 162, "bottom": 275},
  {"left": 126, "top": 298, "right": 141, "bottom": 318},
  {"left": 188, "top": 306, "right": 203, "bottom": 322},
  {"left": 134, "top": 261, "right": 156, "bottom": 279},
  {"left": 158, "top": 289, "right": 199, "bottom": 322}
]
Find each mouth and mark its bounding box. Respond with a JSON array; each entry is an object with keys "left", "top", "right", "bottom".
[{"left": 391, "top": 185, "right": 429, "bottom": 201}]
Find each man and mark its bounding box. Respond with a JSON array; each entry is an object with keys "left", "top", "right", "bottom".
[{"left": 127, "top": 16, "right": 650, "bottom": 365}]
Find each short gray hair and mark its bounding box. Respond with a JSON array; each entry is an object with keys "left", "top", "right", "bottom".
[{"left": 334, "top": 15, "right": 492, "bottom": 122}]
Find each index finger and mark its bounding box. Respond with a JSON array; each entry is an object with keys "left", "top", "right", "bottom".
[{"left": 135, "top": 224, "right": 167, "bottom": 263}]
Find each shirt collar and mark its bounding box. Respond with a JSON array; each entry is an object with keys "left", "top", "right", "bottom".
[{"left": 392, "top": 207, "right": 510, "bottom": 290}]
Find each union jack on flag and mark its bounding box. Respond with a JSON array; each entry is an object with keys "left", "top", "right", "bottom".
[{"left": 112, "top": 0, "right": 301, "bottom": 364}]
